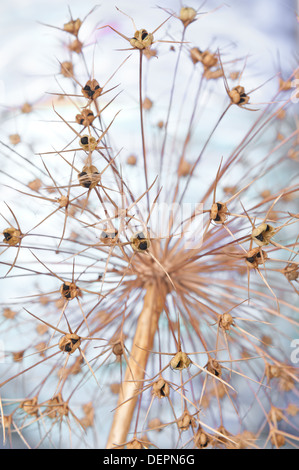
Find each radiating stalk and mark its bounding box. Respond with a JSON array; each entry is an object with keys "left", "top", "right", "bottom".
[{"left": 106, "top": 282, "right": 166, "bottom": 448}]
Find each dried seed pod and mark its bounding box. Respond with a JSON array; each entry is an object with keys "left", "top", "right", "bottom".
[
  {"left": 194, "top": 426, "right": 210, "bottom": 448},
  {"left": 21, "top": 102, "right": 32, "bottom": 114},
  {"left": 79, "top": 134, "right": 98, "bottom": 151},
  {"left": 9, "top": 134, "right": 21, "bottom": 145},
  {"left": 177, "top": 410, "right": 195, "bottom": 431},
  {"left": 100, "top": 228, "right": 119, "bottom": 245},
  {"left": 45, "top": 394, "right": 69, "bottom": 419},
  {"left": 60, "top": 281, "right": 82, "bottom": 300},
  {"left": 206, "top": 358, "right": 222, "bottom": 377},
  {"left": 28, "top": 178, "right": 42, "bottom": 192},
  {"left": 129, "top": 29, "right": 154, "bottom": 49},
  {"left": 3, "top": 307, "right": 17, "bottom": 319},
  {"left": 68, "top": 38, "right": 83, "bottom": 53},
  {"left": 143, "top": 97, "right": 153, "bottom": 110},
  {"left": 112, "top": 341, "right": 123, "bottom": 356},
  {"left": 245, "top": 247, "right": 268, "bottom": 269},
  {"left": 57, "top": 195, "right": 69, "bottom": 208},
  {"left": 82, "top": 79, "right": 102, "bottom": 100},
  {"left": 60, "top": 61, "right": 74, "bottom": 77},
  {"left": 127, "top": 438, "right": 144, "bottom": 449},
  {"left": 269, "top": 407, "right": 284, "bottom": 423},
  {"left": 75, "top": 109, "right": 95, "bottom": 126},
  {"left": 126, "top": 154, "right": 137, "bottom": 165},
  {"left": 170, "top": 351, "right": 191, "bottom": 370},
  {"left": 179, "top": 7, "right": 197, "bottom": 27},
  {"left": 270, "top": 432, "right": 285, "bottom": 448},
  {"left": 78, "top": 165, "right": 100, "bottom": 189},
  {"left": 251, "top": 223, "right": 275, "bottom": 246},
  {"left": 130, "top": 231, "right": 151, "bottom": 252},
  {"left": 200, "top": 50, "right": 218, "bottom": 69},
  {"left": 63, "top": 18, "right": 82, "bottom": 35},
  {"left": 219, "top": 312, "right": 234, "bottom": 331},
  {"left": 20, "top": 397, "right": 39, "bottom": 416},
  {"left": 59, "top": 333, "right": 81, "bottom": 354},
  {"left": 178, "top": 159, "right": 191, "bottom": 176},
  {"left": 210, "top": 202, "right": 228, "bottom": 224},
  {"left": 152, "top": 378, "right": 170, "bottom": 398},
  {"left": 283, "top": 263, "right": 298, "bottom": 281},
  {"left": 286, "top": 403, "right": 299, "bottom": 416},
  {"left": 228, "top": 85, "right": 250, "bottom": 107},
  {"left": 3, "top": 227, "right": 21, "bottom": 246}
]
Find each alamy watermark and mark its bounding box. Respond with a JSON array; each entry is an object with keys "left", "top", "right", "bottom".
[{"left": 290, "top": 339, "right": 299, "bottom": 364}]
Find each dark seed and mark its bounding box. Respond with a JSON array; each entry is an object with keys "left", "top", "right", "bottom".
[
  {"left": 255, "top": 233, "right": 264, "bottom": 242},
  {"left": 139, "top": 241, "right": 148, "bottom": 251},
  {"left": 80, "top": 136, "right": 89, "bottom": 145}
]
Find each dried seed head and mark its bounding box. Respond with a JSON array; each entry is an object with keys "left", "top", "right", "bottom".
[
  {"left": 13, "top": 350, "right": 25, "bottom": 362},
  {"left": 178, "top": 159, "right": 191, "bottom": 176},
  {"left": 269, "top": 406, "right": 284, "bottom": 423},
  {"left": 60, "top": 281, "right": 81, "bottom": 300},
  {"left": 126, "top": 154, "right": 137, "bottom": 165},
  {"left": 204, "top": 68, "right": 224, "bottom": 80},
  {"left": 194, "top": 426, "right": 210, "bottom": 448},
  {"left": 210, "top": 202, "right": 228, "bottom": 224},
  {"left": 60, "top": 61, "right": 74, "bottom": 77},
  {"left": 129, "top": 29, "right": 154, "bottom": 50},
  {"left": 270, "top": 432, "right": 285, "bottom": 448},
  {"left": 57, "top": 195, "right": 69, "bottom": 208},
  {"left": 179, "top": 7, "right": 197, "bottom": 27},
  {"left": 190, "top": 47, "right": 202, "bottom": 64},
  {"left": 68, "top": 38, "right": 83, "bottom": 54},
  {"left": 245, "top": 247, "right": 268, "bottom": 269},
  {"left": 283, "top": 263, "right": 298, "bottom": 281},
  {"left": 219, "top": 312, "right": 234, "bottom": 331},
  {"left": 127, "top": 438, "right": 144, "bottom": 449},
  {"left": 266, "top": 363, "right": 282, "bottom": 380},
  {"left": 170, "top": 351, "right": 191, "bottom": 370},
  {"left": 251, "top": 223, "right": 275, "bottom": 246},
  {"left": 82, "top": 79, "right": 102, "bottom": 100},
  {"left": 80, "top": 402, "right": 95, "bottom": 428},
  {"left": 177, "top": 410, "right": 196, "bottom": 431},
  {"left": 3, "top": 307, "right": 17, "bottom": 319},
  {"left": 201, "top": 50, "right": 218, "bottom": 69},
  {"left": 286, "top": 403, "right": 299, "bottom": 416},
  {"left": 20, "top": 397, "right": 39, "bottom": 416},
  {"left": 21, "top": 102, "right": 32, "bottom": 114},
  {"left": 112, "top": 341, "right": 123, "bottom": 356},
  {"left": 148, "top": 417, "right": 162, "bottom": 431},
  {"left": 63, "top": 18, "right": 82, "bottom": 35},
  {"left": 279, "top": 77, "right": 292, "bottom": 91},
  {"left": 75, "top": 108, "right": 95, "bottom": 126},
  {"left": 28, "top": 178, "right": 42, "bottom": 192},
  {"left": 79, "top": 134, "right": 98, "bottom": 151},
  {"left": 78, "top": 165, "right": 100, "bottom": 189},
  {"left": 9, "top": 134, "right": 21, "bottom": 145},
  {"left": 130, "top": 231, "right": 150, "bottom": 252},
  {"left": 45, "top": 394, "right": 69, "bottom": 419},
  {"left": 206, "top": 358, "right": 222, "bottom": 377},
  {"left": 143, "top": 97, "right": 153, "bottom": 110},
  {"left": 152, "top": 378, "right": 170, "bottom": 398},
  {"left": 3, "top": 227, "right": 21, "bottom": 246},
  {"left": 228, "top": 85, "right": 250, "bottom": 107},
  {"left": 59, "top": 333, "right": 81, "bottom": 354},
  {"left": 100, "top": 228, "right": 119, "bottom": 245}
]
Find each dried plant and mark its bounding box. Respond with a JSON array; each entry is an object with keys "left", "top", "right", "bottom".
[{"left": 0, "top": 3, "right": 299, "bottom": 450}]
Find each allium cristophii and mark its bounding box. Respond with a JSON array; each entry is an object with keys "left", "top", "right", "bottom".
[{"left": 0, "top": 2, "right": 299, "bottom": 449}]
